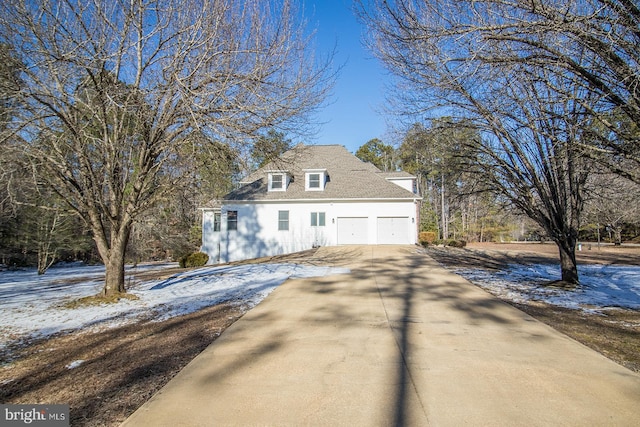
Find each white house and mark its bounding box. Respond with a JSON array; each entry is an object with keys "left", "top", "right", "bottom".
[{"left": 200, "top": 144, "right": 421, "bottom": 264}]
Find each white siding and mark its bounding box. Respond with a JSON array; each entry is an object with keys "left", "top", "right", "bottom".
[
  {"left": 386, "top": 177, "right": 415, "bottom": 193},
  {"left": 201, "top": 200, "right": 419, "bottom": 263},
  {"left": 201, "top": 210, "right": 221, "bottom": 263}
]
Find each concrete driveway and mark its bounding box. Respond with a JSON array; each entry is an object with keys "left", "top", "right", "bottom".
[{"left": 122, "top": 245, "right": 640, "bottom": 426}]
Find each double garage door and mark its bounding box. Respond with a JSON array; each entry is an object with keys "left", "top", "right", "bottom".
[{"left": 337, "top": 217, "right": 409, "bottom": 245}]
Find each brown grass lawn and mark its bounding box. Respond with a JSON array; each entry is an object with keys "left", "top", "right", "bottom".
[{"left": 1, "top": 243, "right": 638, "bottom": 426}]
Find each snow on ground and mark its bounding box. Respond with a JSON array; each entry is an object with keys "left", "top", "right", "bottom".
[
  {"left": 4, "top": 257, "right": 638, "bottom": 356},
  {"left": 452, "top": 263, "right": 640, "bottom": 312},
  {"left": 0, "top": 262, "right": 349, "bottom": 353}
]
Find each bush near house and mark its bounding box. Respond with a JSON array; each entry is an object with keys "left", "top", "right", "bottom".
[
  {"left": 179, "top": 252, "right": 209, "bottom": 268},
  {"left": 418, "top": 231, "right": 437, "bottom": 247},
  {"left": 444, "top": 239, "right": 467, "bottom": 248}
]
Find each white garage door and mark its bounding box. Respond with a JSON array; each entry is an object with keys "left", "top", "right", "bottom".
[
  {"left": 377, "top": 217, "right": 409, "bottom": 244},
  {"left": 337, "top": 217, "right": 368, "bottom": 244}
]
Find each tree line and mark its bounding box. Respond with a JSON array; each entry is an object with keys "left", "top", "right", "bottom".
[{"left": 356, "top": 135, "right": 640, "bottom": 246}]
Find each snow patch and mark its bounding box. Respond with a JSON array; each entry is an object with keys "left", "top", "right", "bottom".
[
  {"left": 65, "top": 360, "right": 84, "bottom": 370},
  {"left": 0, "top": 262, "right": 350, "bottom": 354},
  {"left": 451, "top": 263, "right": 640, "bottom": 312}
]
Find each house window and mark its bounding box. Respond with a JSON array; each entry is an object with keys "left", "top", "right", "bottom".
[
  {"left": 227, "top": 210, "right": 238, "bottom": 231},
  {"left": 213, "top": 212, "right": 221, "bottom": 232},
  {"left": 304, "top": 169, "right": 326, "bottom": 191},
  {"left": 278, "top": 210, "right": 289, "bottom": 231},
  {"left": 311, "top": 212, "right": 325, "bottom": 227},
  {"left": 308, "top": 173, "right": 320, "bottom": 189},
  {"left": 268, "top": 172, "right": 287, "bottom": 191},
  {"left": 272, "top": 174, "right": 283, "bottom": 189}
]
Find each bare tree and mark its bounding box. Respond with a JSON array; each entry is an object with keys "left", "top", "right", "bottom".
[
  {"left": 0, "top": 150, "right": 93, "bottom": 270},
  {"left": 0, "top": 44, "right": 22, "bottom": 138},
  {"left": 357, "top": 0, "right": 640, "bottom": 181},
  {"left": 472, "top": 77, "right": 592, "bottom": 284},
  {"left": 29, "top": 201, "right": 79, "bottom": 275},
  {"left": 0, "top": 0, "right": 334, "bottom": 296},
  {"left": 358, "top": 0, "right": 595, "bottom": 283}
]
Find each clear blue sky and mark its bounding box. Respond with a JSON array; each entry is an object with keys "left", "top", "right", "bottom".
[{"left": 304, "top": 0, "right": 390, "bottom": 154}]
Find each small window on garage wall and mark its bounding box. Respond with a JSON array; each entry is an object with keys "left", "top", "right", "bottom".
[
  {"left": 227, "top": 210, "right": 238, "bottom": 231},
  {"left": 311, "top": 212, "right": 325, "bottom": 226},
  {"left": 213, "top": 212, "right": 221, "bottom": 232},
  {"left": 278, "top": 210, "right": 289, "bottom": 231}
]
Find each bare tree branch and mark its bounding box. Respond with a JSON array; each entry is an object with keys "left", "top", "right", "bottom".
[{"left": 357, "top": 0, "right": 639, "bottom": 181}]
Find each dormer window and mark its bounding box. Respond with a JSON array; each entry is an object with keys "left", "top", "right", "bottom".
[
  {"left": 271, "top": 174, "right": 283, "bottom": 190},
  {"left": 304, "top": 169, "right": 327, "bottom": 191},
  {"left": 308, "top": 173, "right": 321, "bottom": 189},
  {"left": 268, "top": 171, "right": 288, "bottom": 192}
]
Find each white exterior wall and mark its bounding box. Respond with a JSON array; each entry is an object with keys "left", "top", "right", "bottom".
[
  {"left": 386, "top": 178, "right": 415, "bottom": 193},
  {"left": 201, "top": 199, "right": 419, "bottom": 264},
  {"left": 201, "top": 209, "right": 222, "bottom": 263}
]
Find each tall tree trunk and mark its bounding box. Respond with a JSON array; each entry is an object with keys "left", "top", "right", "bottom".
[
  {"left": 91, "top": 214, "right": 132, "bottom": 296},
  {"left": 103, "top": 253, "right": 126, "bottom": 296},
  {"left": 441, "top": 172, "right": 447, "bottom": 239},
  {"left": 556, "top": 235, "right": 579, "bottom": 285},
  {"left": 103, "top": 224, "right": 132, "bottom": 296},
  {"left": 36, "top": 213, "right": 59, "bottom": 275},
  {"left": 613, "top": 227, "right": 622, "bottom": 246}
]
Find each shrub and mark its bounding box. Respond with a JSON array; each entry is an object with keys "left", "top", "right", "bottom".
[
  {"left": 419, "top": 231, "right": 437, "bottom": 246},
  {"left": 179, "top": 251, "right": 209, "bottom": 268},
  {"left": 444, "top": 239, "right": 467, "bottom": 248}
]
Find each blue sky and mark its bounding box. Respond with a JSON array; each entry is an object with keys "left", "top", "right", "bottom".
[{"left": 303, "top": 0, "right": 390, "bottom": 153}]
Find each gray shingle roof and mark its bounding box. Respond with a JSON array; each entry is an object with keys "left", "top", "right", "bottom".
[{"left": 224, "top": 144, "right": 418, "bottom": 201}]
